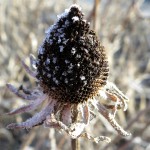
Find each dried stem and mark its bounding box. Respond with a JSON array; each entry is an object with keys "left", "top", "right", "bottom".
[
  {"left": 93, "top": 0, "right": 100, "bottom": 31},
  {"left": 71, "top": 139, "right": 80, "bottom": 150},
  {"left": 71, "top": 104, "right": 80, "bottom": 150},
  {"left": 49, "top": 128, "right": 56, "bottom": 150}
]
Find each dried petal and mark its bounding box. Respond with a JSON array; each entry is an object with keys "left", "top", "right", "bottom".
[
  {"left": 79, "top": 104, "right": 90, "bottom": 124},
  {"left": 7, "top": 99, "right": 57, "bottom": 129},
  {"left": 6, "top": 84, "right": 37, "bottom": 100},
  {"left": 7, "top": 95, "right": 46, "bottom": 115},
  {"left": 21, "top": 60, "right": 37, "bottom": 78},
  {"left": 61, "top": 103, "right": 72, "bottom": 125},
  {"left": 106, "top": 81, "right": 129, "bottom": 111},
  {"left": 96, "top": 102, "right": 131, "bottom": 136},
  {"left": 30, "top": 54, "right": 37, "bottom": 69}
]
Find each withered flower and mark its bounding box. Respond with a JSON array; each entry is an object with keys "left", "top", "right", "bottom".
[{"left": 6, "top": 4, "right": 130, "bottom": 143}]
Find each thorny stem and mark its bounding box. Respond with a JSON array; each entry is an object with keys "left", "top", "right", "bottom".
[{"left": 71, "top": 104, "right": 80, "bottom": 150}]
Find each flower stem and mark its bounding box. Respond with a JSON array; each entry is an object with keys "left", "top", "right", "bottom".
[
  {"left": 71, "top": 104, "right": 80, "bottom": 150},
  {"left": 71, "top": 139, "right": 80, "bottom": 150}
]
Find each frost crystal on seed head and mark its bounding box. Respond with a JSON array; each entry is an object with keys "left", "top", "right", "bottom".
[
  {"left": 70, "top": 4, "right": 82, "bottom": 11},
  {"left": 36, "top": 4, "right": 109, "bottom": 103},
  {"left": 80, "top": 75, "right": 85, "bottom": 80},
  {"left": 71, "top": 48, "right": 76, "bottom": 55},
  {"left": 72, "top": 16, "right": 79, "bottom": 22},
  {"left": 59, "top": 46, "right": 64, "bottom": 52},
  {"left": 65, "top": 60, "right": 70, "bottom": 64},
  {"left": 38, "top": 46, "right": 45, "bottom": 55},
  {"left": 45, "top": 58, "right": 50, "bottom": 65},
  {"left": 57, "top": 9, "right": 69, "bottom": 20},
  {"left": 52, "top": 57, "right": 57, "bottom": 64}
]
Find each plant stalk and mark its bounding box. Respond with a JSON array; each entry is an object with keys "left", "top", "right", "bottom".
[{"left": 71, "top": 104, "right": 80, "bottom": 150}]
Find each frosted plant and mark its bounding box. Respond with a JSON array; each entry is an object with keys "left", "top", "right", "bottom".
[{"left": 6, "top": 4, "right": 130, "bottom": 143}]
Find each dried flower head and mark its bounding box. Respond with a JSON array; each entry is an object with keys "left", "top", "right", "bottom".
[{"left": 6, "top": 4, "right": 130, "bottom": 143}]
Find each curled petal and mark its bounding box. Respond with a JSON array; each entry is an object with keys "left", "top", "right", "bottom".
[
  {"left": 79, "top": 104, "right": 90, "bottom": 125},
  {"left": 45, "top": 114, "right": 67, "bottom": 129},
  {"left": 21, "top": 60, "right": 37, "bottom": 78},
  {"left": 69, "top": 123, "right": 86, "bottom": 139},
  {"left": 60, "top": 103, "right": 72, "bottom": 126},
  {"left": 89, "top": 110, "right": 96, "bottom": 121},
  {"left": 45, "top": 115, "right": 86, "bottom": 139},
  {"left": 98, "top": 90, "right": 108, "bottom": 100},
  {"left": 30, "top": 54, "right": 37, "bottom": 69},
  {"left": 96, "top": 102, "right": 131, "bottom": 136},
  {"left": 106, "top": 81, "right": 129, "bottom": 111},
  {"left": 7, "top": 98, "right": 57, "bottom": 129},
  {"left": 81, "top": 133, "right": 111, "bottom": 143},
  {"left": 6, "top": 84, "right": 38, "bottom": 100},
  {"left": 7, "top": 95, "right": 47, "bottom": 115},
  {"left": 105, "top": 91, "right": 118, "bottom": 102}
]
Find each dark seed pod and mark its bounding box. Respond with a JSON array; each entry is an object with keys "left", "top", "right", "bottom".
[{"left": 36, "top": 5, "right": 109, "bottom": 103}]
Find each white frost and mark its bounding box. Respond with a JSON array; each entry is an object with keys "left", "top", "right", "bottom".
[
  {"left": 65, "top": 20, "right": 70, "bottom": 26},
  {"left": 57, "top": 28, "right": 63, "bottom": 33},
  {"left": 63, "top": 39, "right": 68, "bottom": 45},
  {"left": 84, "top": 49, "right": 89, "bottom": 53},
  {"left": 65, "top": 60, "right": 70, "bottom": 64},
  {"left": 76, "top": 54, "right": 81, "bottom": 58},
  {"left": 71, "top": 48, "right": 76, "bottom": 55},
  {"left": 64, "top": 78, "right": 68, "bottom": 84},
  {"left": 59, "top": 46, "right": 64, "bottom": 52},
  {"left": 60, "top": 33, "right": 65, "bottom": 38},
  {"left": 38, "top": 46, "right": 45, "bottom": 55},
  {"left": 47, "top": 74, "right": 51, "bottom": 78},
  {"left": 77, "top": 63, "right": 80, "bottom": 67},
  {"left": 45, "top": 25, "right": 54, "bottom": 34},
  {"left": 72, "top": 16, "right": 79, "bottom": 22},
  {"left": 45, "top": 58, "right": 50, "bottom": 65},
  {"left": 58, "top": 38, "right": 61, "bottom": 44},
  {"left": 68, "top": 63, "right": 73, "bottom": 69},
  {"left": 80, "top": 75, "right": 85, "bottom": 80},
  {"left": 52, "top": 57, "right": 57, "bottom": 64},
  {"left": 62, "top": 72, "right": 67, "bottom": 76},
  {"left": 70, "top": 4, "right": 82, "bottom": 11}
]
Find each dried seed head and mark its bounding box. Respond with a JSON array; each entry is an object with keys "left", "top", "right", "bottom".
[{"left": 36, "top": 5, "right": 109, "bottom": 103}]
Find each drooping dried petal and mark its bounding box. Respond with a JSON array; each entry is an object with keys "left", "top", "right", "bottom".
[
  {"left": 60, "top": 103, "right": 72, "bottom": 126},
  {"left": 105, "top": 82, "right": 129, "bottom": 111},
  {"left": 6, "top": 83, "right": 37, "bottom": 100},
  {"left": 79, "top": 103, "right": 90, "bottom": 124},
  {"left": 30, "top": 54, "right": 37, "bottom": 69},
  {"left": 21, "top": 60, "right": 37, "bottom": 78},
  {"left": 96, "top": 102, "right": 131, "bottom": 136},
  {"left": 7, "top": 95, "right": 46, "bottom": 115},
  {"left": 45, "top": 114, "right": 86, "bottom": 139},
  {"left": 7, "top": 98, "right": 57, "bottom": 129}
]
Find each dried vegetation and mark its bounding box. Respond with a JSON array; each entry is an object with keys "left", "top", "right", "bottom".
[{"left": 0, "top": 0, "right": 150, "bottom": 150}]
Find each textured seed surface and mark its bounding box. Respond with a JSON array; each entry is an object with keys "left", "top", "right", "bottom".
[{"left": 36, "top": 5, "right": 109, "bottom": 103}]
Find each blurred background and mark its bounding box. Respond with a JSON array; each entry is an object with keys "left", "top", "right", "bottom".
[{"left": 0, "top": 0, "right": 150, "bottom": 150}]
